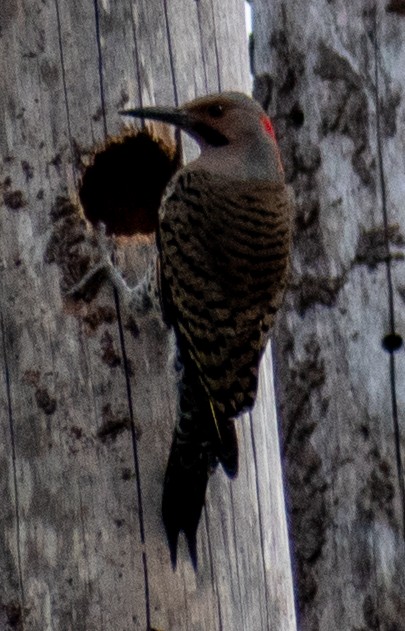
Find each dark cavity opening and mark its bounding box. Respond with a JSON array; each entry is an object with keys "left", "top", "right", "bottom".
[
  {"left": 382, "top": 333, "right": 403, "bottom": 353},
  {"left": 79, "top": 131, "right": 179, "bottom": 236}
]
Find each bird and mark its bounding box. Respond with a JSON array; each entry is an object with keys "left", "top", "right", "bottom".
[
  {"left": 118, "top": 92, "right": 292, "bottom": 568},
  {"left": 71, "top": 92, "right": 292, "bottom": 569}
]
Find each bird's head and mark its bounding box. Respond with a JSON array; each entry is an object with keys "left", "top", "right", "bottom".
[{"left": 120, "top": 92, "right": 284, "bottom": 182}]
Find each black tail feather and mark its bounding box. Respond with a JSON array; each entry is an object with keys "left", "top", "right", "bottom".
[
  {"left": 216, "top": 418, "right": 238, "bottom": 478},
  {"left": 162, "top": 357, "right": 238, "bottom": 569},
  {"left": 162, "top": 441, "right": 207, "bottom": 569}
]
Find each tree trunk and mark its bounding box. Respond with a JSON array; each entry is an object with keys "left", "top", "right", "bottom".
[
  {"left": 0, "top": 1, "right": 296, "bottom": 629},
  {"left": 252, "top": 0, "right": 405, "bottom": 629}
]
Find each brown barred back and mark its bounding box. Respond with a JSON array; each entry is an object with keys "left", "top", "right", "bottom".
[{"left": 158, "top": 168, "right": 292, "bottom": 419}]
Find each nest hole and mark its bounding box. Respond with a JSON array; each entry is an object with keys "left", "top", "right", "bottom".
[
  {"left": 79, "top": 131, "right": 179, "bottom": 236},
  {"left": 386, "top": 1, "right": 405, "bottom": 15}
]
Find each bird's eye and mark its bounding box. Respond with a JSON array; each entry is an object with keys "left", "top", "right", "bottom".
[{"left": 207, "top": 104, "right": 224, "bottom": 118}]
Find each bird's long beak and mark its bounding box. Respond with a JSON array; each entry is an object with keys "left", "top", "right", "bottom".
[
  {"left": 120, "top": 104, "right": 229, "bottom": 147},
  {"left": 119, "top": 105, "right": 192, "bottom": 130}
]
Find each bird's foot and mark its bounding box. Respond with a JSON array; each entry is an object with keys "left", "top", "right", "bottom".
[{"left": 64, "top": 223, "right": 115, "bottom": 299}]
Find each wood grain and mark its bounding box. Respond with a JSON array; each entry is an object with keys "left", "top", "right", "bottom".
[{"left": 0, "top": 1, "right": 296, "bottom": 629}]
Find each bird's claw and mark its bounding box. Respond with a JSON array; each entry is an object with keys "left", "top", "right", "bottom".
[
  {"left": 93, "top": 222, "right": 114, "bottom": 266},
  {"left": 64, "top": 222, "right": 114, "bottom": 299},
  {"left": 64, "top": 261, "right": 109, "bottom": 300}
]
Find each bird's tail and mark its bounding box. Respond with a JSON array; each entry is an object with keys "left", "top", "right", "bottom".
[{"left": 162, "top": 358, "right": 238, "bottom": 569}]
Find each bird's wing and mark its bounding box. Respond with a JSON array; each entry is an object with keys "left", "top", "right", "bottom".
[{"left": 158, "top": 168, "right": 291, "bottom": 418}]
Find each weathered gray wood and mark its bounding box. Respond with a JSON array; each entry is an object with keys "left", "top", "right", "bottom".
[
  {"left": 0, "top": 1, "right": 296, "bottom": 629},
  {"left": 252, "top": 0, "right": 405, "bottom": 628}
]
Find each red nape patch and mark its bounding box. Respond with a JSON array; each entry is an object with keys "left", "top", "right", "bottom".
[{"left": 261, "top": 115, "right": 276, "bottom": 140}]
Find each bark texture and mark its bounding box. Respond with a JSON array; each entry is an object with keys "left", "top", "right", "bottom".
[
  {"left": 252, "top": 1, "right": 405, "bottom": 629},
  {"left": 0, "top": 1, "right": 296, "bottom": 629}
]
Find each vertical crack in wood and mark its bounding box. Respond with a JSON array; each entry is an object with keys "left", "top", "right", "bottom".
[
  {"left": 93, "top": 0, "right": 108, "bottom": 138},
  {"left": 248, "top": 411, "right": 271, "bottom": 628},
  {"left": 113, "top": 289, "right": 152, "bottom": 630},
  {"left": 195, "top": 2, "right": 209, "bottom": 93},
  {"left": 0, "top": 311, "right": 25, "bottom": 609},
  {"left": 209, "top": 0, "right": 222, "bottom": 91},
  {"left": 128, "top": 0, "right": 144, "bottom": 110},
  {"left": 162, "top": 0, "right": 179, "bottom": 106},
  {"left": 54, "top": 0, "right": 78, "bottom": 188},
  {"left": 229, "top": 482, "right": 243, "bottom": 607},
  {"left": 388, "top": 352, "right": 404, "bottom": 534},
  {"left": 203, "top": 507, "right": 224, "bottom": 630},
  {"left": 92, "top": 2, "right": 152, "bottom": 625},
  {"left": 78, "top": 486, "right": 93, "bottom": 597},
  {"left": 372, "top": 6, "right": 405, "bottom": 537},
  {"left": 373, "top": 12, "right": 396, "bottom": 336},
  {"left": 217, "top": 594, "right": 224, "bottom": 631}
]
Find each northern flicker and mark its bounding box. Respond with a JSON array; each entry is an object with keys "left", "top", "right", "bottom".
[
  {"left": 70, "top": 92, "right": 292, "bottom": 568},
  {"left": 119, "top": 92, "right": 292, "bottom": 568}
]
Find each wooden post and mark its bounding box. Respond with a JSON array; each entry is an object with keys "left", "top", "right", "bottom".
[
  {"left": 252, "top": 0, "right": 405, "bottom": 628},
  {"left": 0, "top": 1, "right": 296, "bottom": 629}
]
